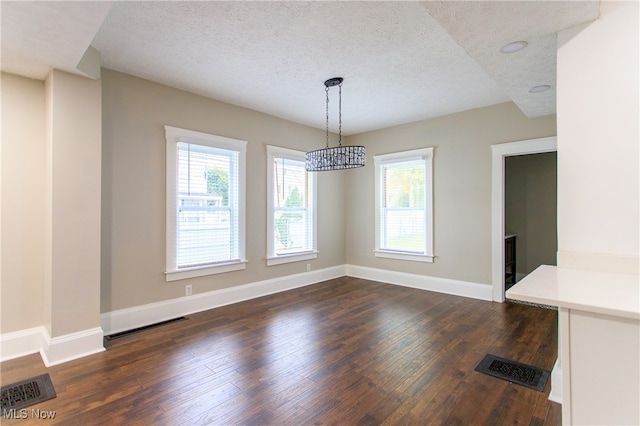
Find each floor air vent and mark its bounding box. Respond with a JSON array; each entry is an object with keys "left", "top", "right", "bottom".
[
  {"left": 105, "top": 316, "right": 187, "bottom": 340},
  {"left": 1, "top": 374, "right": 56, "bottom": 412},
  {"left": 475, "top": 354, "right": 550, "bottom": 391}
]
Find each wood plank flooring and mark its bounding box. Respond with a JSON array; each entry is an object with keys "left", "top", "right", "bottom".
[{"left": 1, "top": 277, "right": 560, "bottom": 425}]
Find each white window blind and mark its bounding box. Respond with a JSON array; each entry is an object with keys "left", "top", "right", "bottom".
[
  {"left": 176, "top": 142, "right": 239, "bottom": 267},
  {"left": 165, "top": 126, "right": 247, "bottom": 281},
  {"left": 374, "top": 147, "right": 434, "bottom": 262},
  {"left": 266, "top": 146, "right": 317, "bottom": 266}
]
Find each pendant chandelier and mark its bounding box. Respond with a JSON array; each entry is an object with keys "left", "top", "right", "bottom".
[{"left": 305, "top": 77, "right": 365, "bottom": 171}]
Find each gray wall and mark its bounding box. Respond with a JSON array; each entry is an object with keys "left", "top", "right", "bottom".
[
  {"left": 101, "top": 69, "right": 346, "bottom": 312},
  {"left": 1, "top": 72, "right": 45, "bottom": 333},
  {"left": 345, "top": 102, "right": 557, "bottom": 285},
  {"left": 2, "top": 68, "right": 558, "bottom": 333},
  {"left": 505, "top": 152, "right": 558, "bottom": 276}
]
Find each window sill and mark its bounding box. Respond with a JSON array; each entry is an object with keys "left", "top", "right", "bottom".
[
  {"left": 165, "top": 260, "right": 247, "bottom": 282},
  {"left": 374, "top": 250, "right": 434, "bottom": 263},
  {"left": 267, "top": 251, "right": 318, "bottom": 266}
]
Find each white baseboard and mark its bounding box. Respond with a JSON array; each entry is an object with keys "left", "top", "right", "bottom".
[
  {"left": 0, "top": 326, "right": 105, "bottom": 366},
  {"left": 101, "top": 265, "right": 346, "bottom": 336},
  {"left": 40, "top": 327, "right": 105, "bottom": 367},
  {"left": 345, "top": 264, "right": 493, "bottom": 301},
  {"left": 548, "top": 358, "right": 563, "bottom": 404},
  {"left": 0, "top": 326, "right": 45, "bottom": 362}
]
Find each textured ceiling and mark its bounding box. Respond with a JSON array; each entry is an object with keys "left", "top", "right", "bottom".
[
  {"left": 1, "top": 1, "right": 599, "bottom": 135},
  {"left": 0, "top": 1, "right": 112, "bottom": 79}
]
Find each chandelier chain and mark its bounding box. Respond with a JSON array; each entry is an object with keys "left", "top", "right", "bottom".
[
  {"left": 325, "top": 85, "right": 330, "bottom": 149},
  {"left": 338, "top": 82, "right": 342, "bottom": 146}
]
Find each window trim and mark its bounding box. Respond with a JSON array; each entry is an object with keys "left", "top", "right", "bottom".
[
  {"left": 374, "top": 147, "right": 434, "bottom": 263},
  {"left": 266, "top": 145, "right": 317, "bottom": 266},
  {"left": 165, "top": 125, "right": 247, "bottom": 281}
]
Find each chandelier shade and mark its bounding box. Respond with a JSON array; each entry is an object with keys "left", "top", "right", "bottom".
[
  {"left": 305, "top": 77, "right": 365, "bottom": 172},
  {"left": 305, "top": 145, "right": 366, "bottom": 171}
]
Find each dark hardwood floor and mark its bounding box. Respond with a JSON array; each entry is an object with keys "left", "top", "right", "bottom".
[{"left": 1, "top": 277, "right": 560, "bottom": 425}]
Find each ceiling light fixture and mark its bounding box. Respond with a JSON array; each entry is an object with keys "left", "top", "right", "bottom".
[
  {"left": 529, "top": 85, "right": 551, "bottom": 93},
  {"left": 500, "top": 41, "right": 528, "bottom": 54},
  {"left": 305, "top": 78, "right": 365, "bottom": 171}
]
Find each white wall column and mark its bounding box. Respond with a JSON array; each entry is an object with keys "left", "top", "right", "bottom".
[{"left": 43, "top": 70, "right": 104, "bottom": 365}]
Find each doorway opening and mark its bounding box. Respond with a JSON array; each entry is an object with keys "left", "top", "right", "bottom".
[
  {"left": 504, "top": 152, "right": 558, "bottom": 292},
  {"left": 491, "top": 137, "right": 557, "bottom": 302}
]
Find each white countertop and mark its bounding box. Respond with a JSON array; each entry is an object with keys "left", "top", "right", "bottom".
[{"left": 506, "top": 265, "right": 640, "bottom": 320}]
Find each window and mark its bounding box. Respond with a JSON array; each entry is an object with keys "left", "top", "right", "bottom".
[
  {"left": 266, "top": 145, "right": 317, "bottom": 266},
  {"left": 374, "top": 147, "right": 434, "bottom": 262},
  {"left": 165, "top": 126, "right": 247, "bottom": 281}
]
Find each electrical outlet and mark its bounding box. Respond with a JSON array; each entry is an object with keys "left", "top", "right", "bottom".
[
  {"left": 306, "top": 263, "right": 311, "bottom": 272},
  {"left": 185, "top": 285, "right": 192, "bottom": 296}
]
